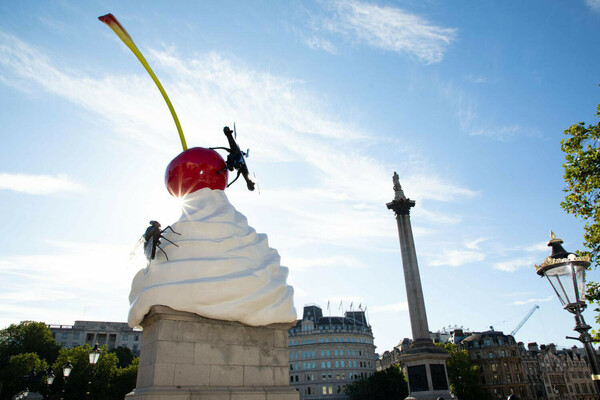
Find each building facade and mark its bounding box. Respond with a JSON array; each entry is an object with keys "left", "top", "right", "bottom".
[
  {"left": 459, "top": 330, "right": 530, "bottom": 400},
  {"left": 49, "top": 320, "right": 142, "bottom": 355},
  {"left": 288, "top": 305, "right": 377, "bottom": 400},
  {"left": 536, "top": 343, "right": 597, "bottom": 400}
]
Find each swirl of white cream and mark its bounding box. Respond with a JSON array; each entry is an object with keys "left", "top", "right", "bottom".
[{"left": 128, "top": 188, "right": 297, "bottom": 327}]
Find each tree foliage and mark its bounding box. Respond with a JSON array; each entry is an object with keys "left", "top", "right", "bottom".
[
  {"left": 0, "top": 321, "right": 60, "bottom": 400},
  {"left": 0, "top": 353, "right": 49, "bottom": 399},
  {"left": 345, "top": 365, "right": 408, "bottom": 400},
  {"left": 561, "top": 102, "right": 600, "bottom": 337},
  {"left": 0, "top": 321, "right": 60, "bottom": 367},
  {"left": 110, "top": 346, "right": 134, "bottom": 369},
  {"left": 436, "top": 342, "right": 485, "bottom": 400},
  {"left": 52, "top": 344, "right": 118, "bottom": 400}
]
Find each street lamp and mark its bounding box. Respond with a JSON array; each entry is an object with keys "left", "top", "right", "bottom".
[
  {"left": 61, "top": 361, "right": 73, "bottom": 400},
  {"left": 89, "top": 343, "right": 101, "bottom": 365},
  {"left": 86, "top": 343, "right": 101, "bottom": 398},
  {"left": 535, "top": 232, "right": 600, "bottom": 395},
  {"left": 46, "top": 369, "right": 55, "bottom": 385}
]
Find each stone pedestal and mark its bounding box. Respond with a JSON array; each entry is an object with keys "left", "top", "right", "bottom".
[
  {"left": 399, "top": 343, "right": 450, "bottom": 400},
  {"left": 126, "top": 305, "right": 299, "bottom": 400}
]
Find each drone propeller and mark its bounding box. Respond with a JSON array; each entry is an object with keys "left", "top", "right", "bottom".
[{"left": 233, "top": 122, "right": 237, "bottom": 139}]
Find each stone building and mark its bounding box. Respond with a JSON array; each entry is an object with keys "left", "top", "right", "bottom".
[
  {"left": 519, "top": 342, "right": 547, "bottom": 399},
  {"left": 536, "top": 343, "right": 597, "bottom": 400},
  {"left": 459, "top": 329, "right": 530, "bottom": 399},
  {"left": 288, "top": 304, "right": 377, "bottom": 399},
  {"left": 49, "top": 320, "right": 142, "bottom": 355}
]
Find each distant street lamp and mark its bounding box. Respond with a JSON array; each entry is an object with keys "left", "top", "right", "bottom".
[
  {"left": 60, "top": 361, "right": 73, "bottom": 400},
  {"left": 89, "top": 343, "right": 101, "bottom": 365},
  {"left": 535, "top": 232, "right": 600, "bottom": 395},
  {"left": 86, "top": 343, "right": 101, "bottom": 398}
]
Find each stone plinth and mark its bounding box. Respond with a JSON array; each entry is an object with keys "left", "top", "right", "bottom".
[
  {"left": 399, "top": 343, "right": 450, "bottom": 400},
  {"left": 126, "top": 305, "right": 299, "bottom": 400}
]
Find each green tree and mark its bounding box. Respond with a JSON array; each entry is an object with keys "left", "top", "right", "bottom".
[
  {"left": 0, "top": 321, "right": 60, "bottom": 400},
  {"left": 52, "top": 344, "right": 118, "bottom": 400},
  {"left": 0, "top": 321, "right": 60, "bottom": 367},
  {"left": 110, "top": 346, "right": 134, "bottom": 368},
  {"left": 109, "top": 358, "right": 138, "bottom": 399},
  {"left": 0, "top": 353, "right": 48, "bottom": 400},
  {"left": 345, "top": 365, "right": 408, "bottom": 400},
  {"left": 561, "top": 102, "right": 600, "bottom": 338},
  {"left": 435, "top": 342, "right": 485, "bottom": 400}
]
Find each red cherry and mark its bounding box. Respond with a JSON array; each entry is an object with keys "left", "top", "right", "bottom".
[{"left": 165, "top": 147, "right": 228, "bottom": 197}]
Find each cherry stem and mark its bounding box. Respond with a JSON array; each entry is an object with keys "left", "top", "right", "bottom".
[{"left": 99, "top": 13, "right": 188, "bottom": 151}]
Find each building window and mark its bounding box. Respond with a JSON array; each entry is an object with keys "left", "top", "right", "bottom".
[
  {"left": 61, "top": 333, "right": 68, "bottom": 339},
  {"left": 322, "top": 386, "right": 327, "bottom": 395}
]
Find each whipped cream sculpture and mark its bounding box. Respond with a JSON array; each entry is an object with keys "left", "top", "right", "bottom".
[
  {"left": 99, "top": 14, "right": 296, "bottom": 327},
  {"left": 128, "top": 188, "right": 297, "bottom": 327}
]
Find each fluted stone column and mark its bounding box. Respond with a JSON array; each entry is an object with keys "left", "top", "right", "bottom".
[{"left": 387, "top": 172, "right": 450, "bottom": 400}]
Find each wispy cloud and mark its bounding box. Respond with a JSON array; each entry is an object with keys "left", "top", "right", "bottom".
[
  {"left": 443, "top": 81, "right": 531, "bottom": 142},
  {"left": 429, "top": 248, "right": 486, "bottom": 267},
  {"left": 494, "top": 257, "right": 538, "bottom": 272},
  {"left": 428, "top": 237, "right": 487, "bottom": 267},
  {"left": 586, "top": 0, "right": 600, "bottom": 14},
  {"left": 0, "top": 241, "right": 132, "bottom": 325},
  {"left": 286, "top": 255, "right": 363, "bottom": 271},
  {"left": 370, "top": 302, "right": 408, "bottom": 313},
  {"left": 466, "top": 74, "right": 487, "bottom": 84},
  {"left": 0, "top": 173, "right": 83, "bottom": 195},
  {"left": 0, "top": 29, "right": 474, "bottom": 253},
  {"left": 511, "top": 295, "right": 552, "bottom": 306},
  {"left": 470, "top": 124, "right": 523, "bottom": 141},
  {"left": 304, "top": 37, "right": 339, "bottom": 54},
  {"left": 319, "top": 0, "right": 457, "bottom": 63}
]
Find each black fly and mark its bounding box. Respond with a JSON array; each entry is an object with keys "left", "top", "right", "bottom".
[{"left": 143, "top": 220, "right": 181, "bottom": 262}]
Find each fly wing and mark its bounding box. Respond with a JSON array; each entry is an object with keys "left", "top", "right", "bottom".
[
  {"left": 130, "top": 236, "right": 151, "bottom": 273},
  {"left": 144, "top": 236, "right": 154, "bottom": 261}
]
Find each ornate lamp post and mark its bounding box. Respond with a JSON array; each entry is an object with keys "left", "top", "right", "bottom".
[
  {"left": 45, "top": 369, "right": 55, "bottom": 398},
  {"left": 535, "top": 232, "right": 600, "bottom": 395},
  {"left": 86, "top": 343, "right": 101, "bottom": 398},
  {"left": 60, "top": 361, "right": 73, "bottom": 400}
]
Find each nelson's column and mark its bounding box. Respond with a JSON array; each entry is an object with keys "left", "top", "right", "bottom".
[{"left": 387, "top": 172, "right": 451, "bottom": 400}]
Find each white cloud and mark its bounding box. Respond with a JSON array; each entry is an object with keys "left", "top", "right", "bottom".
[
  {"left": 286, "top": 255, "right": 363, "bottom": 271},
  {"left": 0, "top": 241, "right": 133, "bottom": 325},
  {"left": 304, "top": 37, "right": 339, "bottom": 54},
  {"left": 466, "top": 74, "right": 487, "bottom": 84},
  {"left": 0, "top": 173, "right": 83, "bottom": 195},
  {"left": 429, "top": 248, "right": 485, "bottom": 267},
  {"left": 466, "top": 237, "right": 488, "bottom": 250},
  {"left": 370, "top": 302, "right": 408, "bottom": 313},
  {"left": 0, "top": 29, "right": 474, "bottom": 252},
  {"left": 511, "top": 295, "right": 553, "bottom": 306},
  {"left": 586, "top": 0, "right": 600, "bottom": 13},
  {"left": 321, "top": 0, "right": 456, "bottom": 63},
  {"left": 494, "top": 257, "right": 538, "bottom": 272},
  {"left": 470, "top": 124, "right": 523, "bottom": 141}
]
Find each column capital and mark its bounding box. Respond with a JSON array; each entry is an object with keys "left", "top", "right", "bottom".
[{"left": 386, "top": 198, "right": 416, "bottom": 216}]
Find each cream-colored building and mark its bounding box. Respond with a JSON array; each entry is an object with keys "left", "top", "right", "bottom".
[
  {"left": 49, "top": 320, "right": 142, "bottom": 355},
  {"left": 288, "top": 304, "right": 376, "bottom": 399}
]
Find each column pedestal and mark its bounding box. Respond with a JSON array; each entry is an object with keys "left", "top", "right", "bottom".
[
  {"left": 126, "top": 305, "right": 299, "bottom": 400},
  {"left": 399, "top": 342, "right": 450, "bottom": 400}
]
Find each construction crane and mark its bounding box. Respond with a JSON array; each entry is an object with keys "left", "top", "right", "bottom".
[{"left": 511, "top": 305, "right": 540, "bottom": 336}]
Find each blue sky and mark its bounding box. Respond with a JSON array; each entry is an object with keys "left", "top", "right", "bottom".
[{"left": 1, "top": 0, "right": 600, "bottom": 353}]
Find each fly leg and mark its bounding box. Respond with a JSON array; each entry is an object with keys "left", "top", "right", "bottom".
[{"left": 156, "top": 244, "right": 169, "bottom": 261}]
